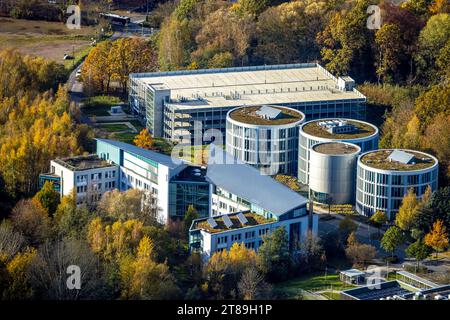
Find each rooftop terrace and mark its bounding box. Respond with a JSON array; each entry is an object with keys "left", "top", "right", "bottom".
[
  {"left": 229, "top": 105, "right": 303, "bottom": 125},
  {"left": 192, "top": 211, "right": 275, "bottom": 234},
  {"left": 360, "top": 150, "right": 437, "bottom": 171},
  {"left": 302, "top": 119, "right": 377, "bottom": 139},
  {"left": 312, "top": 142, "right": 360, "bottom": 155},
  {"left": 54, "top": 155, "right": 115, "bottom": 171},
  {"left": 132, "top": 63, "right": 365, "bottom": 110}
]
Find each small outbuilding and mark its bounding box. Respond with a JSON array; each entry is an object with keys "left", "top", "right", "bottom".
[
  {"left": 110, "top": 106, "right": 124, "bottom": 114},
  {"left": 340, "top": 269, "right": 366, "bottom": 285}
]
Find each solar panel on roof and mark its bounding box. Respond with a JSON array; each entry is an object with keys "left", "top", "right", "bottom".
[
  {"left": 236, "top": 212, "right": 248, "bottom": 225},
  {"left": 207, "top": 217, "right": 217, "bottom": 228},
  {"left": 222, "top": 215, "right": 233, "bottom": 228}
]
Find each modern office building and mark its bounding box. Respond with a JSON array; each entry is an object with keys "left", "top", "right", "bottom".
[
  {"left": 298, "top": 118, "right": 379, "bottom": 184},
  {"left": 42, "top": 139, "right": 209, "bottom": 223},
  {"left": 309, "top": 142, "right": 361, "bottom": 205},
  {"left": 168, "top": 166, "right": 210, "bottom": 219},
  {"left": 189, "top": 145, "right": 318, "bottom": 259},
  {"left": 39, "top": 155, "right": 120, "bottom": 205},
  {"left": 225, "top": 105, "right": 305, "bottom": 175},
  {"left": 356, "top": 149, "right": 439, "bottom": 219},
  {"left": 128, "top": 63, "right": 366, "bottom": 142}
]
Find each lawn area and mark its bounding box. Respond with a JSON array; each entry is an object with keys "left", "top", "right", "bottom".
[
  {"left": 153, "top": 138, "right": 174, "bottom": 155},
  {"left": 97, "top": 123, "right": 131, "bottom": 132},
  {"left": 274, "top": 273, "right": 356, "bottom": 300},
  {"left": 321, "top": 291, "right": 341, "bottom": 300},
  {"left": 129, "top": 120, "right": 145, "bottom": 132},
  {"left": 176, "top": 144, "right": 227, "bottom": 165},
  {"left": 82, "top": 96, "right": 124, "bottom": 116},
  {"left": 109, "top": 132, "right": 137, "bottom": 144},
  {"left": 62, "top": 44, "right": 92, "bottom": 70},
  {"left": 0, "top": 18, "right": 97, "bottom": 71}
]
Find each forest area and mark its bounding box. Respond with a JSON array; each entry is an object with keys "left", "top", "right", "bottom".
[{"left": 0, "top": 0, "right": 449, "bottom": 300}]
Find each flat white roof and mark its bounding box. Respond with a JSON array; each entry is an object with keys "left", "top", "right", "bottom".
[
  {"left": 206, "top": 144, "right": 308, "bottom": 215},
  {"left": 341, "top": 269, "right": 366, "bottom": 277},
  {"left": 131, "top": 64, "right": 365, "bottom": 110}
]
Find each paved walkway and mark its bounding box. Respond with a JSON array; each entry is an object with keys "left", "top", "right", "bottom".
[{"left": 93, "top": 115, "right": 138, "bottom": 122}]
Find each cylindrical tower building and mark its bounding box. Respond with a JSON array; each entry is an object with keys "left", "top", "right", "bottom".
[
  {"left": 356, "top": 149, "right": 439, "bottom": 220},
  {"left": 309, "top": 142, "right": 361, "bottom": 205},
  {"left": 298, "top": 118, "right": 379, "bottom": 184},
  {"left": 226, "top": 105, "right": 305, "bottom": 175}
]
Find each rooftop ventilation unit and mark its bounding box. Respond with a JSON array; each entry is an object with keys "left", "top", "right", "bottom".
[
  {"left": 207, "top": 217, "right": 217, "bottom": 229},
  {"left": 388, "top": 150, "right": 415, "bottom": 164},
  {"left": 222, "top": 215, "right": 233, "bottom": 228},
  {"left": 236, "top": 212, "right": 248, "bottom": 225},
  {"left": 255, "top": 106, "right": 282, "bottom": 120}
]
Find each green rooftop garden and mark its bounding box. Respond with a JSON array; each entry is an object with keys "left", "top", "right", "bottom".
[
  {"left": 195, "top": 212, "right": 275, "bottom": 233},
  {"left": 229, "top": 106, "right": 303, "bottom": 125},
  {"left": 302, "top": 120, "right": 376, "bottom": 139},
  {"left": 361, "top": 150, "right": 436, "bottom": 171}
]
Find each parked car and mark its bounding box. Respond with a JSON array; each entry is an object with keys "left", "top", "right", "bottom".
[{"left": 63, "top": 54, "right": 74, "bottom": 60}]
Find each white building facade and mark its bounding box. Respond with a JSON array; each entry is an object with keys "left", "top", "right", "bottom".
[
  {"left": 40, "top": 155, "right": 119, "bottom": 205},
  {"left": 355, "top": 149, "right": 439, "bottom": 220},
  {"left": 96, "top": 139, "right": 188, "bottom": 224},
  {"left": 298, "top": 118, "right": 379, "bottom": 185},
  {"left": 226, "top": 105, "right": 305, "bottom": 175}
]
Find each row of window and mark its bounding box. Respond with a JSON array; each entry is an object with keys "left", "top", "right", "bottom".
[
  {"left": 76, "top": 171, "right": 116, "bottom": 183},
  {"left": 358, "top": 168, "right": 436, "bottom": 185},
  {"left": 216, "top": 227, "right": 271, "bottom": 246},
  {"left": 227, "top": 125, "right": 298, "bottom": 140},
  {"left": 76, "top": 181, "right": 117, "bottom": 194}
]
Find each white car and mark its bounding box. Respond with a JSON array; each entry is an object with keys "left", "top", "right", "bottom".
[{"left": 75, "top": 70, "right": 82, "bottom": 79}]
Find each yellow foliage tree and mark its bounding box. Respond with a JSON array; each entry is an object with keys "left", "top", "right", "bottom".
[
  {"left": 3, "top": 248, "right": 36, "bottom": 300},
  {"left": 424, "top": 220, "right": 449, "bottom": 258},
  {"left": 87, "top": 218, "right": 144, "bottom": 261},
  {"left": 133, "top": 129, "right": 153, "bottom": 150},
  {"left": 395, "top": 188, "right": 419, "bottom": 231},
  {"left": 0, "top": 84, "right": 83, "bottom": 197},
  {"left": 82, "top": 38, "right": 157, "bottom": 94},
  {"left": 119, "top": 236, "right": 179, "bottom": 299},
  {"left": 87, "top": 217, "right": 105, "bottom": 254}
]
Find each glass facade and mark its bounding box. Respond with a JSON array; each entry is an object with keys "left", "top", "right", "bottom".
[
  {"left": 39, "top": 174, "right": 61, "bottom": 193},
  {"left": 168, "top": 181, "right": 210, "bottom": 218},
  {"left": 226, "top": 115, "right": 301, "bottom": 176}
]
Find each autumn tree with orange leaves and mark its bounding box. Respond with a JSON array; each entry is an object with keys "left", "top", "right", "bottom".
[
  {"left": 134, "top": 129, "right": 153, "bottom": 150},
  {"left": 424, "top": 220, "right": 449, "bottom": 258},
  {"left": 82, "top": 38, "right": 157, "bottom": 94}
]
